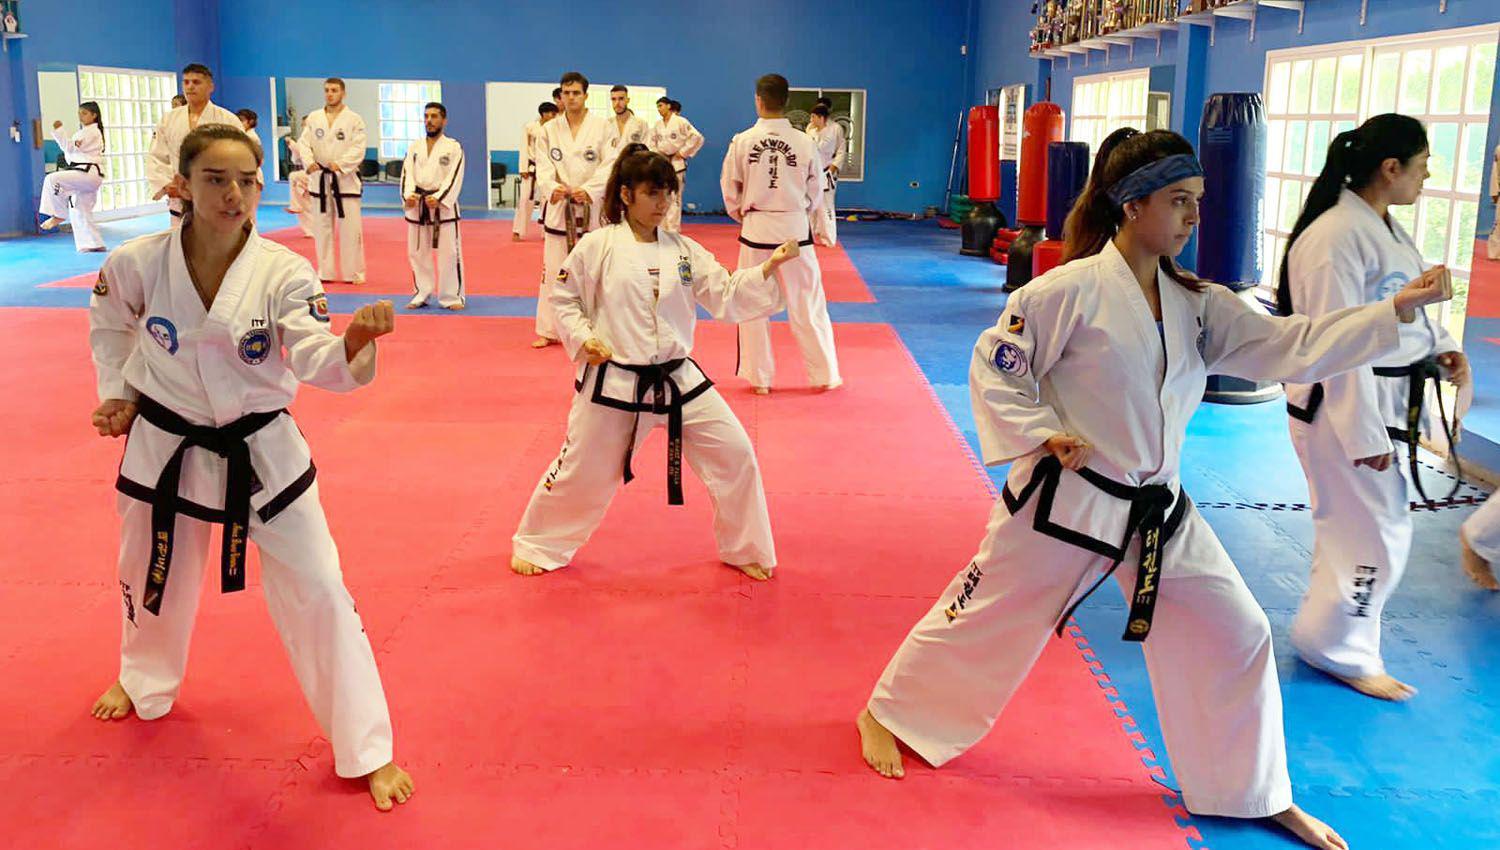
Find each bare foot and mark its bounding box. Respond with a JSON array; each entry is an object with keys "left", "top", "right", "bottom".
[
  {"left": 1270, "top": 804, "right": 1348, "bottom": 850},
  {"left": 751, "top": 386, "right": 771, "bottom": 396},
  {"left": 352, "top": 274, "right": 366, "bottom": 285},
  {"left": 366, "top": 762, "right": 414, "bottom": 812},
  {"left": 40, "top": 217, "right": 64, "bottom": 231},
  {"left": 510, "top": 554, "right": 547, "bottom": 576},
  {"left": 512, "top": 233, "right": 522, "bottom": 242},
  {"left": 90, "top": 681, "right": 133, "bottom": 721},
  {"left": 1333, "top": 671, "right": 1416, "bottom": 701},
  {"left": 1460, "top": 531, "right": 1500, "bottom": 590},
  {"left": 817, "top": 381, "right": 843, "bottom": 392},
  {"left": 531, "top": 336, "right": 559, "bottom": 349},
  {"left": 856, "top": 708, "right": 905, "bottom": 779},
  {"left": 443, "top": 303, "right": 466, "bottom": 311},
  {"left": 731, "top": 562, "right": 773, "bottom": 581}
]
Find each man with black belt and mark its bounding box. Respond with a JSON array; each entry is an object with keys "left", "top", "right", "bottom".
[
  {"left": 721, "top": 73, "right": 841, "bottom": 394},
  {"left": 401, "top": 102, "right": 466, "bottom": 310},
  {"left": 531, "top": 71, "right": 619, "bottom": 349},
  {"left": 299, "top": 77, "right": 368, "bottom": 285}
]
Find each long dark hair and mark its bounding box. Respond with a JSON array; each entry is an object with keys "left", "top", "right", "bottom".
[
  {"left": 1275, "top": 113, "right": 1427, "bottom": 315},
  {"left": 1061, "top": 127, "right": 1206, "bottom": 292},
  {"left": 79, "top": 101, "right": 104, "bottom": 152},
  {"left": 602, "top": 142, "right": 679, "bottom": 224}
]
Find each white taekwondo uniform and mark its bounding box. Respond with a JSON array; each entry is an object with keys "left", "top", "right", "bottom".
[
  {"left": 1283, "top": 188, "right": 1462, "bottom": 681},
  {"left": 868, "top": 240, "right": 1410, "bottom": 819},
  {"left": 401, "top": 134, "right": 466, "bottom": 309},
  {"left": 40, "top": 122, "right": 106, "bottom": 251},
  {"left": 533, "top": 111, "right": 620, "bottom": 340},
  {"left": 89, "top": 225, "right": 394, "bottom": 778},
  {"left": 721, "top": 117, "right": 840, "bottom": 390},
  {"left": 299, "top": 106, "right": 368, "bottom": 283},
  {"left": 512, "top": 222, "right": 785, "bottom": 571}
]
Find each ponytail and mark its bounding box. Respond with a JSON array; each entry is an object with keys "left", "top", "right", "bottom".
[
  {"left": 1061, "top": 127, "right": 1207, "bottom": 292},
  {"left": 1276, "top": 113, "right": 1427, "bottom": 315}
]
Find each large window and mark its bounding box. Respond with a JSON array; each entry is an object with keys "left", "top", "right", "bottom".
[
  {"left": 1070, "top": 69, "right": 1148, "bottom": 157},
  {"left": 787, "top": 88, "right": 867, "bottom": 182},
  {"left": 378, "top": 81, "right": 442, "bottom": 160},
  {"left": 1262, "top": 26, "right": 1498, "bottom": 341},
  {"left": 76, "top": 66, "right": 176, "bottom": 215}
]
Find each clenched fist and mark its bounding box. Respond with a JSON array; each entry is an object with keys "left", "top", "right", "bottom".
[
  {"left": 1393, "top": 265, "right": 1453, "bottom": 322},
  {"left": 91, "top": 399, "right": 137, "bottom": 438},
  {"left": 344, "top": 300, "right": 396, "bottom": 361},
  {"left": 581, "top": 338, "right": 613, "bottom": 366}
]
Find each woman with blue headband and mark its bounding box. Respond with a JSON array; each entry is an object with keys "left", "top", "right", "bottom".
[
  {"left": 1278, "top": 114, "right": 1470, "bottom": 702},
  {"left": 857, "top": 128, "right": 1452, "bottom": 849}
]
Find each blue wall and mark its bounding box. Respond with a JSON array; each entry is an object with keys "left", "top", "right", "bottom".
[
  {"left": 970, "top": 0, "right": 1500, "bottom": 237},
  {"left": 0, "top": 0, "right": 217, "bottom": 236},
  {"left": 217, "top": 0, "right": 970, "bottom": 215}
]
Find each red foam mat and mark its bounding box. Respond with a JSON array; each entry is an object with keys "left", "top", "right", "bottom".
[
  {"left": 43, "top": 220, "right": 875, "bottom": 303},
  {"left": 0, "top": 308, "right": 1187, "bottom": 848}
]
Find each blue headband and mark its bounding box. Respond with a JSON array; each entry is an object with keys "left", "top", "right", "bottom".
[{"left": 1105, "top": 154, "right": 1204, "bottom": 207}]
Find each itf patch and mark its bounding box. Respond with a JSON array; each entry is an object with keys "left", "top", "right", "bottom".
[
  {"left": 550, "top": 147, "right": 563, "bottom": 161},
  {"left": 146, "top": 317, "right": 179, "bottom": 354},
  {"left": 990, "top": 340, "right": 1028, "bottom": 377},
  {"left": 238, "top": 328, "right": 272, "bottom": 365}
]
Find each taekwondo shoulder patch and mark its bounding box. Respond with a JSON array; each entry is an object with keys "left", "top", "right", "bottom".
[
  {"left": 1006, "top": 313, "right": 1025, "bottom": 335},
  {"left": 550, "top": 147, "right": 563, "bottom": 161},
  {"left": 677, "top": 256, "right": 693, "bottom": 286},
  {"left": 556, "top": 268, "right": 569, "bottom": 283},
  {"left": 146, "top": 317, "right": 179, "bottom": 354},
  {"left": 92, "top": 273, "right": 109, "bottom": 297},
  {"left": 238, "top": 328, "right": 272, "bottom": 365},
  {"left": 990, "top": 340, "right": 1028, "bottom": 377},
  {"left": 307, "top": 293, "right": 331, "bottom": 322}
]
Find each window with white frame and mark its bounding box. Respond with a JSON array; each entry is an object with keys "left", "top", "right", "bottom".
[
  {"left": 77, "top": 65, "right": 176, "bottom": 215},
  {"left": 1070, "top": 69, "right": 1148, "bottom": 158},
  {"left": 1262, "top": 26, "right": 1497, "bottom": 342},
  {"left": 377, "top": 81, "right": 442, "bottom": 160}
]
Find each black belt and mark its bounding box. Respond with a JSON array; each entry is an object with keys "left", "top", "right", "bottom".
[
  {"left": 413, "top": 188, "right": 441, "bottom": 249},
  {"left": 316, "top": 168, "right": 346, "bottom": 219},
  {"left": 65, "top": 162, "right": 104, "bottom": 177},
  {"left": 134, "top": 396, "right": 283, "bottom": 615},
  {"left": 738, "top": 233, "right": 814, "bottom": 250},
  {"left": 584, "top": 359, "right": 713, "bottom": 506},
  {"left": 1374, "top": 356, "right": 1460, "bottom": 503},
  {"left": 1003, "top": 454, "right": 1189, "bottom": 642},
  {"left": 1289, "top": 357, "right": 1461, "bottom": 502}
]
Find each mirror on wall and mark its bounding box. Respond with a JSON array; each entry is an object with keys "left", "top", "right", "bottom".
[{"left": 271, "top": 77, "right": 442, "bottom": 184}]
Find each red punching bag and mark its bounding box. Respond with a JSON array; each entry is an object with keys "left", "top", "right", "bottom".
[
  {"left": 997, "top": 102, "right": 1064, "bottom": 290},
  {"left": 1017, "top": 103, "right": 1064, "bottom": 227},
  {"left": 967, "top": 105, "right": 1000, "bottom": 203},
  {"left": 960, "top": 105, "right": 1006, "bottom": 256}
]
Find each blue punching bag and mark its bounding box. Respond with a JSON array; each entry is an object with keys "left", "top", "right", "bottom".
[
  {"left": 1199, "top": 92, "right": 1279, "bottom": 404},
  {"left": 1045, "top": 142, "right": 1090, "bottom": 241}
]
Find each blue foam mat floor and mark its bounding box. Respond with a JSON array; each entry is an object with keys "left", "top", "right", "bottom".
[{"left": 5, "top": 211, "right": 1500, "bottom": 848}]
